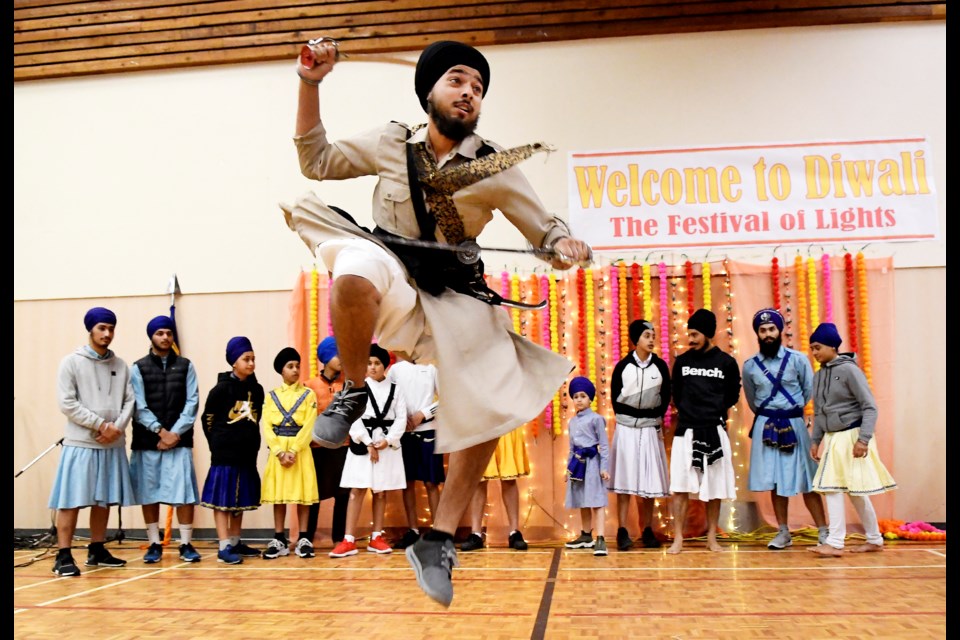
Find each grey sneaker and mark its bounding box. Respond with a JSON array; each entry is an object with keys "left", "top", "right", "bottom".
[
  {"left": 312, "top": 380, "right": 368, "bottom": 448},
  {"left": 818, "top": 526, "right": 829, "bottom": 545},
  {"left": 565, "top": 531, "right": 595, "bottom": 549},
  {"left": 768, "top": 528, "right": 793, "bottom": 550},
  {"left": 405, "top": 537, "right": 459, "bottom": 607},
  {"left": 593, "top": 536, "right": 608, "bottom": 556}
]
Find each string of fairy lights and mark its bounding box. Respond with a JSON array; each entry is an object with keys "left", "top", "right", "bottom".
[{"left": 298, "top": 248, "right": 876, "bottom": 537}]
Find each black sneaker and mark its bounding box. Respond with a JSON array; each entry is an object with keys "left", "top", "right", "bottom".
[
  {"left": 641, "top": 526, "right": 662, "bottom": 548},
  {"left": 312, "top": 380, "right": 368, "bottom": 448},
  {"left": 86, "top": 545, "right": 127, "bottom": 567},
  {"left": 405, "top": 538, "right": 459, "bottom": 607},
  {"left": 565, "top": 531, "right": 595, "bottom": 549},
  {"left": 508, "top": 530, "right": 528, "bottom": 551},
  {"left": 395, "top": 529, "right": 421, "bottom": 550},
  {"left": 616, "top": 527, "right": 633, "bottom": 551},
  {"left": 232, "top": 542, "right": 260, "bottom": 557},
  {"left": 52, "top": 554, "right": 81, "bottom": 577},
  {"left": 593, "top": 536, "right": 608, "bottom": 556},
  {"left": 460, "top": 533, "right": 484, "bottom": 552}
]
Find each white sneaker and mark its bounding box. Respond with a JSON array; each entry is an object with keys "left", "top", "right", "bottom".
[
  {"left": 295, "top": 538, "right": 315, "bottom": 558},
  {"left": 262, "top": 539, "right": 290, "bottom": 559}
]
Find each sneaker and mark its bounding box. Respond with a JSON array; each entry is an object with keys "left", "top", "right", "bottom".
[
  {"left": 262, "top": 539, "right": 290, "bottom": 560},
  {"left": 294, "top": 538, "right": 315, "bottom": 558},
  {"left": 593, "top": 536, "right": 608, "bottom": 556},
  {"left": 217, "top": 545, "right": 243, "bottom": 565},
  {"left": 641, "top": 526, "right": 662, "bottom": 548},
  {"left": 818, "top": 526, "right": 829, "bottom": 545},
  {"left": 508, "top": 530, "right": 528, "bottom": 551},
  {"left": 768, "top": 528, "right": 793, "bottom": 550},
  {"left": 566, "top": 531, "right": 595, "bottom": 549},
  {"left": 143, "top": 542, "right": 164, "bottom": 564},
  {"left": 312, "top": 380, "right": 368, "bottom": 448},
  {"left": 52, "top": 554, "right": 81, "bottom": 577},
  {"left": 329, "top": 539, "right": 358, "bottom": 558},
  {"left": 405, "top": 537, "right": 459, "bottom": 607},
  {"left": 367, "top": 536, "right": 393, "bottom": 554},
  {"left": 460, "top": 533, "right": 484, "bottom": 552},
  {"left": 178, "top": 543, "right": 202, "bottom": 563},
  {"left": 232, "top": 542, "right": 260, "bottom": 557},
  {"left": 86, "top": 546, "right": 127, "bottom": 567},
  {"left": 395, "top": 529, "right": 420, "bottom": 550},
  {"left": 616, "top": 527, "right": 633, "bottom": 551}
]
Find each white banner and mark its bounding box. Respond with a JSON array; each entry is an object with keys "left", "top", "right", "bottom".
[{"left": 567, "top": 137, "right": 939, "bottom": 252}]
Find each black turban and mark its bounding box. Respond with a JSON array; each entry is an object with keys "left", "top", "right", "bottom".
[
  {"left": 414, "top": 40, "right": 490, "bottom": 112},
  {"left": 273, "top": 347, "right": 301, "bottom": 374},
  {"left": 687, "top": 308, "right": 717, "bottom": 339}
]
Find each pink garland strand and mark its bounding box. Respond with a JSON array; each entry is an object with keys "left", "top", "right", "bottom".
[
  {"left": 821, "top": 253, "right": 833, "bottom": 323},
  {"left": 658, "top": 262, "right": 671, "bottom": 429},
  {"left": 610, "top": 264, "right": 621, "bottom": 363}
]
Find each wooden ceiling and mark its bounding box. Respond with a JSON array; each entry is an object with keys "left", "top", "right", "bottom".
[{"left": 14, "top": 1, "right": 945, "bottom": 82}]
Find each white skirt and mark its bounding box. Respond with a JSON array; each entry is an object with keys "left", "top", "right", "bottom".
[
  {"left": 608, "top": 425, "right": 670, "bottom": 498},
  {"left": 669, "top": 427, "right": 737, "bottom": 501},
  {"left": 340, "top": 445, "right": 406, "bottom": 493}
]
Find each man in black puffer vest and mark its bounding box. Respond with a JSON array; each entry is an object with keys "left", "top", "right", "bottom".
[{"left": 129, "top": 315, "right": 203, "bottom": 564}]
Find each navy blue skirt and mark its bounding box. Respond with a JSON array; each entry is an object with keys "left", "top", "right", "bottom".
[
  {"left": 401, "top": 431, "right": 446, "bottom": 484},
  {"left": 200, "top": 464, "right": 261, "bottom": 512}
]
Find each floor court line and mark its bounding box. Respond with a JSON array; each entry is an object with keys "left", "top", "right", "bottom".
[{"left": 14, "top": 563, "right": 189, "bottom": 612}]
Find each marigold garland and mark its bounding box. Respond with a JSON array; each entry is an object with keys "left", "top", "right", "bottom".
[
  {"left": 631, "top": 262, "right": 642, "bottom": 320},
  {"left": 658, "top": 261, "right": 672, "bottom": 429},
  {"left": 771, "top": 256, "right": 781, "bottom": 311},
  {"left": 510, "top": 272, "right": 521, "bottom": 334},
  {"left": 821, "top": 254, "right": 833, "bottom": 323},
  {"left": 609, "top": 264, "right": 620, "bottom": 363},
  {"left": 576, "top": 268, "right": 587, "bottom": 374},
  {"left": 585, "top": 267, "right": 598, "bottom": 409},
  {"left": 856, "top": 252, "right": 873, "bottom": 386},
  {"left": 618, "top": 262, "right": 629, "bottom": 355},
  {"left": 701, "top": 261, "right": 712, "bottom": 311},
  {"left": 783, "top": 258, "right": 794, "bottom": 348},
  {"left": 309, "top": 266, "right": 319, "bottom": 380},
  {"left": 844, "top": 252, "right": 859, "bottom": 354},
  {"left": 795, "top": 255, "right": 813, "bottom": 414},
  {"left": 684, "top": 260, "right": 695, "bottom": 317},
  {"left": 642, "top": 263, "right": 653, "bottom": 322},
  {"left": 807, "top": 256, "right": 820, "bottom": 373},
  {"left": 548, "top": 273, "right": 562, "bottom": 436}
]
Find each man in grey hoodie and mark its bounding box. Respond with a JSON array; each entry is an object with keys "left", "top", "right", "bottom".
[{"left": 48, "top": 307, "right": 137, "bottom": 576}]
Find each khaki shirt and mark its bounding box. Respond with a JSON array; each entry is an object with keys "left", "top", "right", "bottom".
[{"left": 294, "top": 121, "right": 569, "bottom": 252}]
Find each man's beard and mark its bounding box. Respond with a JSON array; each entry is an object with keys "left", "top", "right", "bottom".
[
  {"left": 758, "top": 334, "right": 782, "bottom": 358},
  {"left": 427, "top": 96, "right": 479, "bottom": 141}
]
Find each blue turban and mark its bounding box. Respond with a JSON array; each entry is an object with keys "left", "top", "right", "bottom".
[
  {"left": 146, "top": 315, "right": 174, "bottom": 337},
  {"left": 752, "top": 308, "right": 784, "bottom": 334},
  {"left": 317, "top": 336, "right": 338, "bottom": 365},
  {"left": 568, "top": 376, "right": 596, "bottom": 401},
  {"left": 810, "top": 323, "right": 842, "bottom": 349},
  {"left": 369, "top": 343, "right": 390, "bottom": 368},
  {"left": 84, "top": 307, "right": 117, "bottom": 331},
  {"left": 226, "top": 336, "right": 254, "bottom": 365}
]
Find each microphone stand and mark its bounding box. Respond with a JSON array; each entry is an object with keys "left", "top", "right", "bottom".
[{"left": 14, "top": 438, "right": 63, "bottom": 549}]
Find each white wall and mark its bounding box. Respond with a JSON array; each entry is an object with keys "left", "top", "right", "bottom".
[{"left": 14, "top": 23, "right": 945, "bottom": 301}]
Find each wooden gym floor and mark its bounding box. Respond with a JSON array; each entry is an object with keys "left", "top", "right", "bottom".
[{"left": 14, "top": 537, "right": 946, "bottom": 639}]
